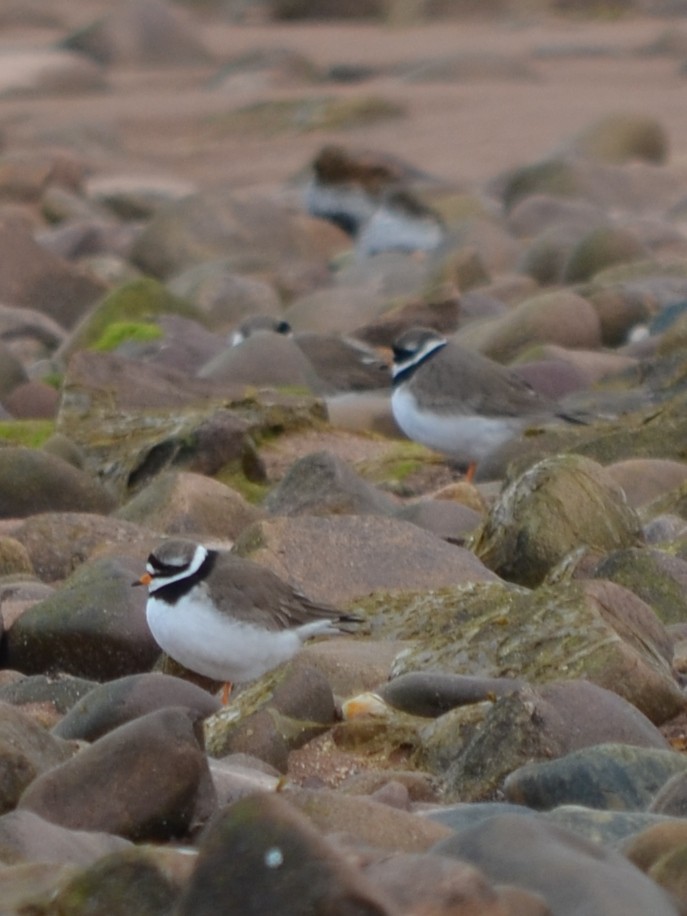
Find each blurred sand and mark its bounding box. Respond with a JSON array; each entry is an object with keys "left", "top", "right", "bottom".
[{"left": 2, "top": 11, "right": 687, "bottom": 194}]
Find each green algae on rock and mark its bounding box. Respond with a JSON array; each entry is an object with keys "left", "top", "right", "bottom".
[
  {"left": 501, "top": 159, "right": 582, "bottom": 213},
  {"left": 0, "top": 419, "right": 55, "bottom": 449},
  {"left": 60, "top": 278, "right": 200, "bottom": 358},
  {"left": 91, "top": 321, "right": 163, "bottom": 352},
  {"left": 593, "top": 547, "right": 687, "bottom": 626},
  {"left": 53, "top": 848, "right": 180, "bottom": 916},
  {"left": 204, "top": 660, "right": 336, "bottom": 766},
  {"left": 473, "top": 454, "right": 642, "bottom": 587},
  {"left": 362, "top": 577, "right": 681, "bottom": 725},
  {"left": 56, "top": 350, "right": 326, "bottom": 500},
  {"left": 0, "top": 536, "right": 33, "bottom": 577}
]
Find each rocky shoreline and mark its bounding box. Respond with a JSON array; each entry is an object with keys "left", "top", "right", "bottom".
[{"left": 2, "top": 2, "right": 687, "bottom": 914}]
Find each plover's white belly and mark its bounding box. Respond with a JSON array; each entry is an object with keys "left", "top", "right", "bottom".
[
  {"left": 357, "top": 206, "right": 444, "bottom": 258},
  {"left": 392, "top": 386, "right": 521, "bottom": 464},
  {"left": 146, "top": 594, "right": 303, "bottom": 683}
]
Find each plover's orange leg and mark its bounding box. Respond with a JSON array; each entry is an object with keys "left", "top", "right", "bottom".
[
  {"left": 464, "top": 461, "right": 476, "bottom": 483},
  {"left": 222, "top": 682, "right": 233, "bottom": 705}
]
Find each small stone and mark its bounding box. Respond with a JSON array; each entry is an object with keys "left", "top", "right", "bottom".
[{"left": 53, "top": 672, "right": 221, "bottom": 742}]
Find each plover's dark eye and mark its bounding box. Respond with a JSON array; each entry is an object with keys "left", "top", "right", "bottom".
[{"left": 276, "top": 320, "right": 292, "bottom": 335}]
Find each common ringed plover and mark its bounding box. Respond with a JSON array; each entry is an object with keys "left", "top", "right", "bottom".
[
  {"left": 391, "top": 326, "right": 564, "bottom": 472},
  {"left": 134, "top": 539, "right": 360, "bottom": 696},
  {"left": 230, "top": 315, "right": 390, "bottom": 393}
]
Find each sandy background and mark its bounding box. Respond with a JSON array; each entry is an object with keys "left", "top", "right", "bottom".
[{"left": 3, "top": 8, "right": 687, "bottom": 196}]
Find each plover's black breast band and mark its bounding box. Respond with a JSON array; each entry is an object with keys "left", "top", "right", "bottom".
[
  {"left": 154, "top": 550, "right": 218, "bottom": 605},
  {"left": 392, "top": 341, "right": 447, "bottom": 387}
]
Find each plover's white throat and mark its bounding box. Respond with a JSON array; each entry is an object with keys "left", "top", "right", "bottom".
[
  {"left": 135, "top": 539, "right": 360, "bottom": 688},
  {"left": 391, "top": 327, "right": 564, "bottom": 471}
]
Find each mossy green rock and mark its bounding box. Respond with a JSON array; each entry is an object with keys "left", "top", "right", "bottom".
[
  {"left": 584, "top": 257, "right": 687, "bottom": 290},
  {"left": 644, "top": 477, "right": 687, "bottom": 522},
  {"left": 0, "top": 420, "right": 55, "bottom": 450},
  {"left": 501, "top": 159, "right": 582, "bottom": 212},
  {"left": 0, "top": 447, "right": 115, "bottom": 518},
  {"left": 57, "top": 351, "right": 323, "bottom": 500},
  {"left": 473, "top": 454, "right": 642, "bottom": 587},
  {"left": 646, "top": 843, "right": 687, "bottom": 904},
  {"left": 479, "top": 384, "right": 687, "bottom": 481},
  {"left": 455, "top": 289, "right": 600, "bottom": 363},
  {"left": 210, "top": 95, "right": 404, "bottom": 136},
  {"left": 116, "top": 470, "right": 263, "bottom": 540},
  {"left": 562, "top": 226, "right": 649, "bottom": 284},
  {"left": 425, "top": 685, "right": 670, "bottom": 803},
  {"left": 61, "top": 278, "right": 198, "bottom": 358},
  {"left": 504, "top": 743, "right": 687, "bottom": 812},
  {"left": 91, "top": 321, "right": 163, "bottom": 352},
  {"left": 0, "top": 537, "right": 33, "bottom": 576},
  {"left": 567, "top": 114, "right": 669, "bottom": 165},
  {"left": 4, "top": 556, "right": 160, "bottom": 680},
  {"left": 364, "top": 576, "right": 680, "bottom": 724},
  {"left": 593, "top": 547, "right": 687, "bottom": 626},
  {"left": 53, "top": 848, "right": 178, "bottom": 916},
  {"left": 204, "top": 660, "right": 336, "bottom": 767}
]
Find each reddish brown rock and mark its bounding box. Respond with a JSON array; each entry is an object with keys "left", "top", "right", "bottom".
[
  {"left": 0, "top": 702, "right": 75, "bottom": 815},
  {"left": 0, "top": 223, "right": 105, "bottom": 329},
  {"left": 19, "top": 707, "right": 216, "bottom": 842},
  {"left": 236, "top": 513, "right": 499, "bottom": 606},
  {"left": 0, "top": 810, "right": 131, "bottom": 866}
]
